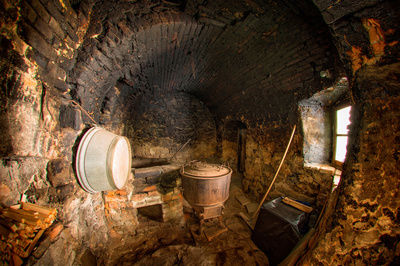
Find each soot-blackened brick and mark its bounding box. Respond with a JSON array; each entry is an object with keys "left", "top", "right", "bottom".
[
  {"left": 59, "top": 104, "right": 82, "bottom": 130},
  {"left": 20, "top": 1, "right": 38, "bottom": 24},
  {"left": 18, "top": 21, "right": 57, "bottom": 61},
  {"left": 29, "top": 0, "right": 51, "bottom": 23},
  {"left": 49, "top": 17, "right": 66, "bottom": 39},
  {"left": 25, "top": 47, "right": 49, "bottom": 69},
  {"left": 47, "top": 158, "right": 73, "bottom": 187},
  {"left": 33, "top": 16, "right": 56, "bottom": 43}
]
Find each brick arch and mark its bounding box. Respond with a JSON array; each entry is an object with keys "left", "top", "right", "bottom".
[
  {"left": 68, "top": 11, "right": 205, "bottom": 122},
  {"left": 69, "top": 3, "right": 340, "bottom": 125}
]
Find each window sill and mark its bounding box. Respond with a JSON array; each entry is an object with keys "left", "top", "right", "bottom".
[
  {"left": 304, "top": 162, "right": 342, "bottom": 191},
  {"left": 304, "top": 162, "right": 339, "bottom": 175}
]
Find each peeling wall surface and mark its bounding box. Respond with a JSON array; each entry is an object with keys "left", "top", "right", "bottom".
[
  {"left": 303, "top": 0, "right": 400, "bottom": 264},
  {"left": 0, "top": 0, "right": 399, "bottom": 264},
  {"left": 304, "top": 63, "right": 400, "bottom": 265}
]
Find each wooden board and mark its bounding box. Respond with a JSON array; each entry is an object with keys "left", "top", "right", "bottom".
[
  {"left": 204, "top": 225, "right": 228, "bottom": 242},
  {"left": 282, "top": 197, "right": 313, "bottom": 213}
]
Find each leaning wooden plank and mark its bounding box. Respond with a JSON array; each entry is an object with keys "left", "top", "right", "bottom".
[
  {"left": 282, "top": 197, "right": 313, "bottom": 213},
  {"left": 9, "top": 205, "right": 21, "bottom": 210},
  {"left": 0, "top": 218, "right": 19, "bottom": 233},
  {"left": 22, "top": 229, "right": 45, "bottom": 258},
  {"left": 237, "top": 212, "right": 256, "bottom": 230},
  {"left": 235, "top": 193, "right": 251, "bottom": 207},
  {"left": 45, "top": 223, "right": 63, "bottom": 242},
  {"left": 0, "top": 224, "right": 13, "bottom": 239},
  {"left": 20, "top": 202, "right": 56, "bottom": 216},
  {"left": 12, "top": 253, "right": 23, "bottom": 266}
]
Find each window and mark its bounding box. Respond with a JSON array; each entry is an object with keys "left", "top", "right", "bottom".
[
  {"left": 298, "top": 77, "right": 350, "bottom": 170},
  {"left": 333, "top": 106, "right": 352, "bottom": 165}
]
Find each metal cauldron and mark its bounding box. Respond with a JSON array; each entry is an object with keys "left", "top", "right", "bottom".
[{"left": 180, "top": 161, "right": 232, "bottom": 208}]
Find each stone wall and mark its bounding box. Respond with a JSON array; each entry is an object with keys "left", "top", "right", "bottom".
[
  {"left": 220, "top": 121, "right": 246, "bottom": 171},
  {"left": 1, "top": 0, "right": 398, "bottom": 264},
  {"left": 124, "top": 90, "right": 217, "bottom": 162},
  {"left": 0, "top": 0, "right": 92, "bottom": 207},
  {"left": 240, "top": 124, "right": 333, "bottom": 208},
  {"left": 299, "top": 77, "right": 349, "bottom": 165},
  {"left": 304, "top": 62, "right": 400, "bottom": 265},
  {"left": 302, "top": 0, "right": 400, "bottom": 264}
]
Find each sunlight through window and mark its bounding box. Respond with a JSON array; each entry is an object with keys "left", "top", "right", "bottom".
[{"left": 334, "top": 106, "right": 351, "bottom": 163}]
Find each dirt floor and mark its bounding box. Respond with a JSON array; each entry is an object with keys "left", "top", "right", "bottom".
[{"left": 117, "top": 174, "right": 269, "bottom": 265}]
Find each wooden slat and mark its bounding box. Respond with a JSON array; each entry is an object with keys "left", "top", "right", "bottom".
[
  {"left": 1, "top": 211, "right": 42, "bottom": 227},
  {"left": 4, "top": 208, "right": 47, "bottom": 225},
  {"left": 12, "top": 253, "right": 23, "bottom": 266},
  {"left": 282, "top": 197, "right": 313, "bottom": 213},
  {"left": 23, "top": 229, "right": 45, "bottom": 258},
  {"left": 0, "top": 216, "right": 20, "bottom": 232},
  {"left": 20, "top": 202, "right": 57, "bottom": 216},
  {"left": 0, "top": 224, "right": 14, "bottom": 239}
]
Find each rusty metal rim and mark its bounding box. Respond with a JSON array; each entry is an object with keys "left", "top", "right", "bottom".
[
  {"left": 179, "top": 167, "right": 232, "bottom": 179},
  {"left": 186, "top": 194, "right": 230, "bottom": 207}
]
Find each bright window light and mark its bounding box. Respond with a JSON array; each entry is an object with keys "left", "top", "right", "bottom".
[{"left": 334, "top": 106, "right": 351, "bottom": 163}]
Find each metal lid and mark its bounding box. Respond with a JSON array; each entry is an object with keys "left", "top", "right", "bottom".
[
  {"left": 108, "top": 136, "right": 132, "bottom": 189},
  {"left": 182, "top": 161, "right": 231, "bottom": 177}
]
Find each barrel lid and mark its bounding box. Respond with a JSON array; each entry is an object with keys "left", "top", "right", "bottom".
[
  {"left": 109, "top": 137, "right": 131, "bottom": 189},
  {"left": 182, "top": 161, "right": 230, "bottom": 177}
]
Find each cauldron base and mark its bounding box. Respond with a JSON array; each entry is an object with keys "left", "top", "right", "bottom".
[
  {"left": 193, "top": 205, "right": 224, "bottom": 220},
  {"left": 192, "top": 204, "right": 225, "bottom": 236}
]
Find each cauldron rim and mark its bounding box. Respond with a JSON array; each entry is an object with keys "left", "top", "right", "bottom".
[{"left": 179, "top": 167, "right": 232, "bottom": 179}]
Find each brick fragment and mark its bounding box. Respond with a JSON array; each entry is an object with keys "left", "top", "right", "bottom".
[
  {"left": 142, "top": 185, "right": 157, "bottom": 192},
  {"left": 131, "top": 193, "right": 147, "bottom": 202},
  {"left": 49, "top": 16, "right": 65, "bottom": 39}
]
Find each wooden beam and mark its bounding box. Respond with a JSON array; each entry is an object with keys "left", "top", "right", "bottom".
[{"left": 282, "top": 197, "right": 313, "bottom": 213}]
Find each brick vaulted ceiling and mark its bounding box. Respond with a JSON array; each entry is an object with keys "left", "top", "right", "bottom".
[{"left": 68, "top": 0, "right": 342, "bottom": 125}]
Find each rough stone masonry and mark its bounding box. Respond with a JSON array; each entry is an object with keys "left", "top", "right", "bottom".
[{"left": 0, "top": 0, "right": 399, "bottom": 264}]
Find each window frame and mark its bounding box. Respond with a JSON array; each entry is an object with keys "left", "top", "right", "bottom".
[{"left": 332, "top": 103, "right": 352, "bottom": 168}]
